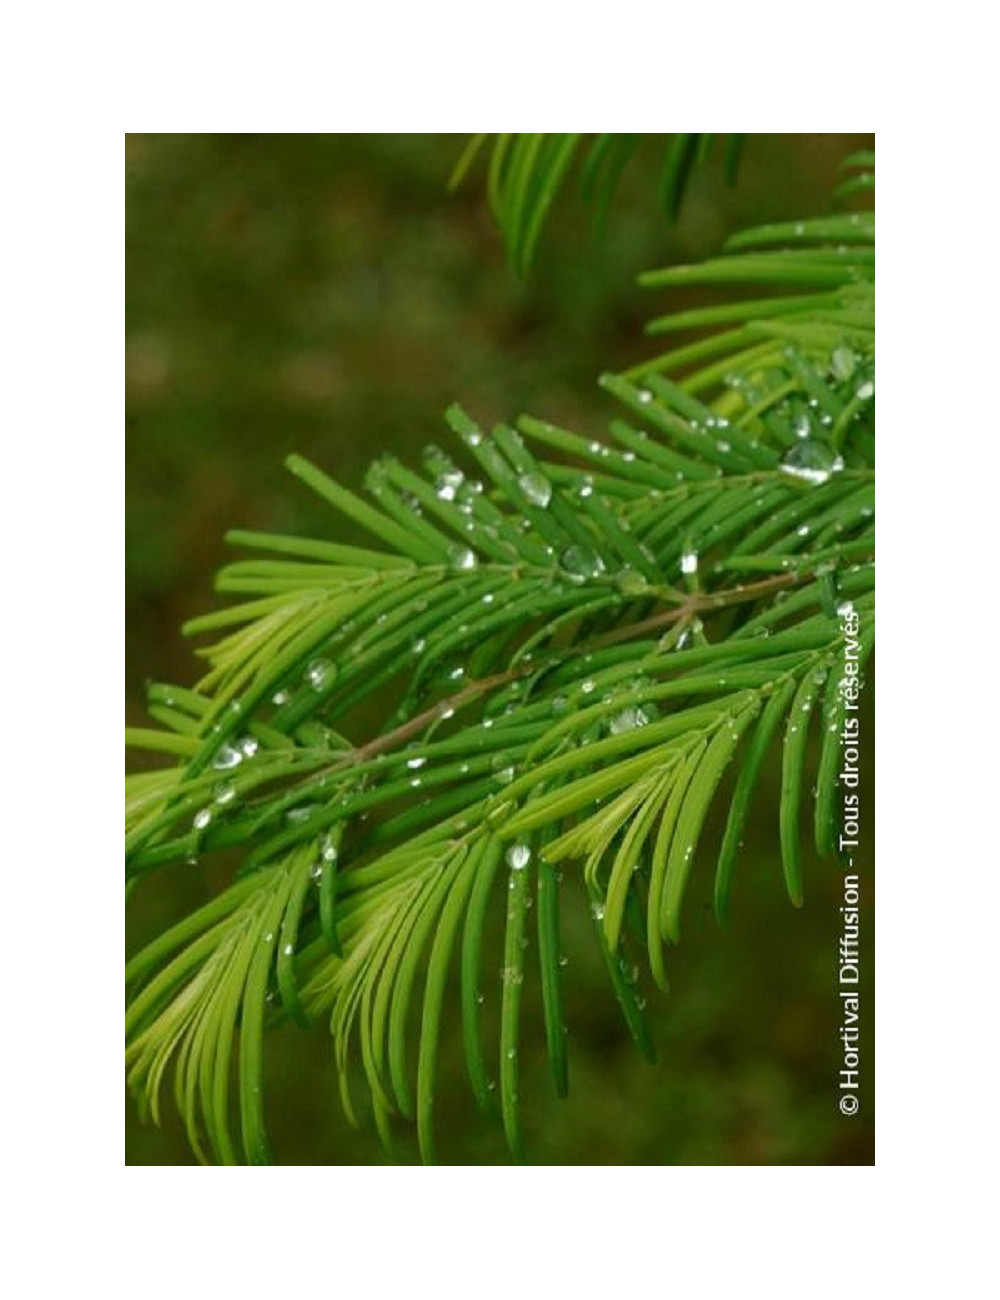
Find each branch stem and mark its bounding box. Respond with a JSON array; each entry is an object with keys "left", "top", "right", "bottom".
[{"left": 337, "top": 566, "right": 843, "bottom": 770}]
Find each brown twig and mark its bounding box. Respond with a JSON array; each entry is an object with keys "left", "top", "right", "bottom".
[{"left": 336, "top": 567, "right": 828, "bottom": 770}]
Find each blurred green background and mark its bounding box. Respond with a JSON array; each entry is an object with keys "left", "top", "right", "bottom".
[{"left": 126, "top": 133, "right": 875, "bottom": 1165}]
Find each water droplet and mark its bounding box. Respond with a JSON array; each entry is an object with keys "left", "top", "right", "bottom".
[
  {"left": 283, "top": 943, "right": 294, "bottom": 957},
  {"left": 435, "top": 467, "right": 464, "bottom": 502},
  {"left": 581, "top": 678, "right": 597, "bottom": 695},
  {"left": 271, "top": 690, "right": 290, "bottom": 707},
  {"left": 320, "top": 835, "right": 339, "bottom": 863},
  {"left": 406, "top": 755, "right": 426, "bottom": 770},
  {"left": 780, "top": 440, "right": 844, "bottom": 486},
  {"left": 192, "top": 808, "right": 212, "bottom": 831},
  {"left": 591, "top": 901, "right": 606, "bottom": 922},
  {"left": 482, "top": 592, "right": 495, "bottom": 605},
  {"left": 519, "top": 471, "right": 552, "bottom": 508},
  {"left": 306, "top": 659, "right": 335, "bottom": 691},
  {"left": 615, "top": 567, "right": 649, "bottom": 596},
  {"left": 506, "top": 842, "right": 531, "bottom": 871},
  {"left": 561, "top": 544, "right": 604, "bottom": 579},
  {"left": 448, "top": 544, "right": 478, "bottom": 572},
  {"left": 638, "top": 389, "right": 652, "bottom": 404},
  {"left": 856, "top": 379, "right": 874, "bottom": 401},
  {"left": 411, "top": 637, "right": 426, "bottom": 655},
  {"left": 831, "top": 346, "right": 857, "bottom": 380},
  {"left": 212, "top": 743, "right": 242, "bottom": 771},
  {"left": 551, "top": 694, "right": 570, "bottom": 716},
  {"left": 609, "top": 706, "right": 650, "bottom": 736},
  {"left": 214, "top": 781, "right": 236, "bottom": 806},
  {"left": 681, "top": 550, "right": 698, "bottom": 575}
]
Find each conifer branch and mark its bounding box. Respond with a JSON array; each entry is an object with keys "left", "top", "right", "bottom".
[{"left": 126, "top": 142, "right": 875, "bottom": 1165}]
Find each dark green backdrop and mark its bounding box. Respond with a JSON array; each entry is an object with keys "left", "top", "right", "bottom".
[{"left": 126, "top": 133, "right": 875, "bottom": 1165}]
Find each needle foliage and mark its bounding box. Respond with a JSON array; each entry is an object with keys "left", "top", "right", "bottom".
[
  {"left": 126, "top": 139, "right": 875, "bottom": 1164},
  {"left": 449, "top": 132, "right": 747, "bottom": 273}
]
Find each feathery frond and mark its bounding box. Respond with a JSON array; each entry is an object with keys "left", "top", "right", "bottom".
[
  {"left": 126, "top": 145, "right": 874, "bottom": 1165},
  {"left": 450, "top": 133, "right": 746, "bottom": 273},
  {"left": 631, "top": 162, "right": 874, "bottom": 388}
]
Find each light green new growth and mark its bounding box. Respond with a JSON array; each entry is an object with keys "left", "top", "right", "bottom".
[{"left": 126, "top": 142, "right": 875, "bottom": 1165}]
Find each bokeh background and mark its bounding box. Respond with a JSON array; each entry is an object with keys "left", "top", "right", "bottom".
[{"left": 126, "top": 133, "right": 875, "bottom": 1165}]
